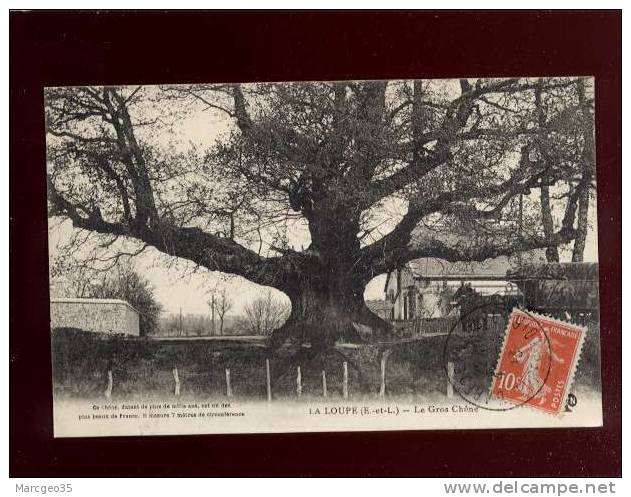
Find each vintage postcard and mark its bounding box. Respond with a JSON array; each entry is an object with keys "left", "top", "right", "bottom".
[{"left": 46, "top": 78, "right": 601, "bottom": 437}]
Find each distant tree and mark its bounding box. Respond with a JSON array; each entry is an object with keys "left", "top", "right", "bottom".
[
  {"left": 159, "top": 313, "right": 180, "bottom": 336},
  {"left": 49, "top": 261, "right": 100, "bottom": 299},
  {"left": 240, "top": 290, "right": 290, "bottom": 336},
  {"left": 52, "top": 259, "right": 163, "bottom": 336},
  {"left": 89, "top": 266, "right": 162, "bottom": 336},
  {"left": 208, "top": 288, "right": 233, "bottom": 335},
  {"left": 185, "top": 313, "right": 210, "bottom": 336},
  {"left": 528, "top": 78, "right": 596, "bottom": 262},
  {"left": 159, "top": 312, "right": 212, "bottom": 336},
  {"left": 571, "top": 78, "right": 596, "bottom": 262}
]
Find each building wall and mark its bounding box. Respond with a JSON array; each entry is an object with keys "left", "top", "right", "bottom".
[
  {"left": 50, "top": 299, "right": 140, "bottom": 336},
  {"left": 385, "top": 269, "right": 453, "bottom": 320},
  {"left": 385, "top": 268, "right": 417, "bottom": 320}
]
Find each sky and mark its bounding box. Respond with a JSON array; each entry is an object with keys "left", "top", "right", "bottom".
[{"left": 47, "top": 80, "right": 599, "bottom": 317}]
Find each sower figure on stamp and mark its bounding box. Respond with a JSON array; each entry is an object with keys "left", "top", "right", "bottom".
[{"left": 513, "top": 333, "right": 565, "bottom": 405}]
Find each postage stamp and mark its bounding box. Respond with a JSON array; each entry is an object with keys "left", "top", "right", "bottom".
[{"left": 490, "top": 309, "right": 586, "bottom": 415}]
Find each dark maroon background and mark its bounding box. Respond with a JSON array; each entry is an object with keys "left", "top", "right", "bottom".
[{"left": 10, "top": 10, "right": 621, "bottom": 477}]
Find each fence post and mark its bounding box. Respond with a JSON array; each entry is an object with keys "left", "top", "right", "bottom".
[
  {"left": 225, "top": 368, "right": 232, "bottom": 397},
  {"left": 447, "top": 361, "right": 454, "bottom": 398},
  {"left": 296, "top": 366, "right": 302, "bottom": 397},
  {"left": 104, "top": 370, "right": 113, "bottom": 399},
  {"left": 342, "top": 361, "right": 349, "bottom": 398},
  {"left": 265, "top": 358, "right": 272, "bottom": 402},
  {"left": 322, "top": 370, "right": 327, "bottom": 398},
  {"left": 379, "top": 350, "right": 391, "bottom": 398},
  {"left": 172, "top": 367, "right": 181, "bottom": 397}
]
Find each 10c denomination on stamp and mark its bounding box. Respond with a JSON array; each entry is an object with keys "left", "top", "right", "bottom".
[{"left": 490, "top": 309, "right": 586, "bottom": 415}]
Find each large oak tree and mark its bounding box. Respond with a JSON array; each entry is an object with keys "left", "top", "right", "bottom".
[{"left": 46, "top": 78, "right": 592, "bottom": 349}]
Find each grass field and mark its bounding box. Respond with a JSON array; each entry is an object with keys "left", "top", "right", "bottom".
[{"left": 51, "top": 323, "right": 601, "bottom": 402}]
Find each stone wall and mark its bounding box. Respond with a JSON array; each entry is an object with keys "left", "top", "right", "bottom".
[{"left": 50, "top": 298, "right": 140, "bottom": 336}]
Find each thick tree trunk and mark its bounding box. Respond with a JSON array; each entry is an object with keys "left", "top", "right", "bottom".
[
  {"left": 266, "top": 270, "right": 392, "bottom": 387},
  {"left": 270, "top": 209, "right": 392, "bottom": 348},
  {"left": 540, "top": 185, "right": 560, "bottom": 263},
  {"left": 267, "top": 209, "right": 393, "bottom": 348},
  {"left": 271, "top": 273, "right": 392, "bottom": 350},
  {"left": 535, "top": 81, "right": 560, "bottom": 264},
  {"left": 572, "top": 78, "right": 594, "bottom": 263},
  {"left": 572, "top": 185, "right": 590, "bottom": 262}
]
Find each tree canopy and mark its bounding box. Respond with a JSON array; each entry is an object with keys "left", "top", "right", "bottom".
[{"left": 46, "top": 78, "right": 594, "bottom": 344}]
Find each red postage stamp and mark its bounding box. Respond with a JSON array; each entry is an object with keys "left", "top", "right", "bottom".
[{"left": 490, "top": 309, "right": 586, "bottom": 415}]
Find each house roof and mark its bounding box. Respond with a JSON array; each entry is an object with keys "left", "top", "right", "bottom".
[
  {"left": 408, "top": 257, "right": 514, "bottom": 278},
  {"left": 384, "top": 251, "right": 547, "bottom": 292},
  {"left": 366, "top": 299, "right": 394, "bottom": 312},
  {"left": 507, "top": 262, "right": 599, "bottom": 281},
  {"left": 506, "top": 263, "right": 599, "bottom": 310}
]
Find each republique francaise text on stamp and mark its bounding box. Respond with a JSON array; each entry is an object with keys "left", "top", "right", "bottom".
[{"left": 491, "top": 309, "right": 586, "bottom": 415}]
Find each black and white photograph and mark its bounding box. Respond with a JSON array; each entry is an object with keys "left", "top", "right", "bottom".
[{"left": 45, "top": 77, "right": 603, "bottom": 436}]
